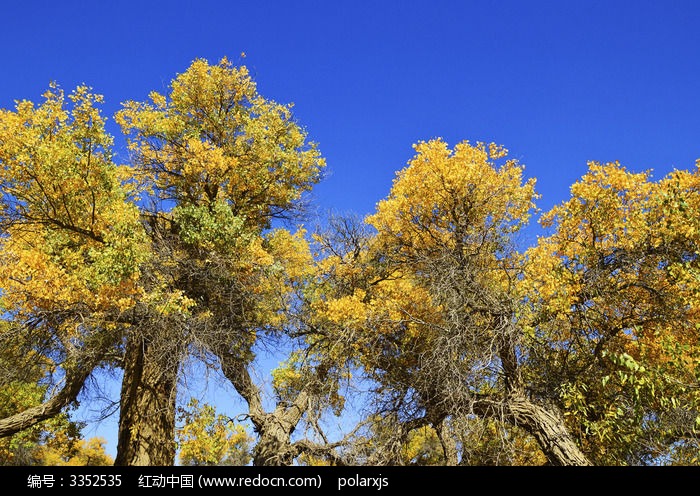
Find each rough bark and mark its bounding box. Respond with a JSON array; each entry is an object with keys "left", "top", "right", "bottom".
[
  {"left": 492, "top": 331, "right": 591, "bottom": 466},
  {"left": 505, "top": 393, "right": 591, "bottom": 466},
  {"left": 115, "top": 332, "right": 178, "bottom": 466},
  {"left": 250, "top": 390, "right": 310, "bottom": 466},
  {"left": 473, "top": 392, "right": 592, "bottom": 466}
]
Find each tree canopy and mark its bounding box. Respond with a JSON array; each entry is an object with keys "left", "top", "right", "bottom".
[{"left": 1, "top": 58, "right": 699, "bottom": 466}]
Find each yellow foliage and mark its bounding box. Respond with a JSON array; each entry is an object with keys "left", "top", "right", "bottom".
[
  {"left": 0, "top": 83, "right": 148, "bottom": 333},
  {"left": 401, "top": 426, "right": 445, "bottom": 465},
  {"left": 177, "top": 399, "right": 253, "bottom": 466},
  {"left": 521, "top": 159, "right": 700, "bottom": 463},
  {"left": 39, "top": 437, "right": 113, "bottom": 466},
  {"left": 116, "top": 57, "right": 325, "bottom": 230},
  {"left": 368, "top": 138, "right": 537, "bottom": 257},
  {"left": 315, "top": 139, "right": 537, "bottom": 373}
]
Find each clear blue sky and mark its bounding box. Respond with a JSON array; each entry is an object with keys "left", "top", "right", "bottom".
[{"left": 2, "top": 0, "right": 699, "bottom": 459}]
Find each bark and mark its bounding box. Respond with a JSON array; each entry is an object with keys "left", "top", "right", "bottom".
[
  {"left": 115, "top": 332, "right": 178, "bottom": 466},
  {"left": 492, "top": 329, "right": 592, "bottom": 466},
  {"left": 506, "top": 393, "right": 591, "bottom": 466},
  {"left": 251, "top": 390, "right": 310, "bottom": 466},
  {"left": 473, "top": 392, "right": 592, "bottom": 466}
]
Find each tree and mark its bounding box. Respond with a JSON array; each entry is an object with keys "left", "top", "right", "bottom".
[
  {"left": 3, "top": 62, "right": 699, "bottom": 466},
  {"left": 0, "top": 320, "right": 112, "bottom": 466},
  {"left": 39, "top": 437, "right": 113, "bottom": 466},
  {"left": 0, "top": 58, "right": 326, "bottom": 465},
  {"left": 0, "top": 83, "right": 146, "bottom": 442},
  {"left": 312, "top": 139, "right": 587, "bottom": 465},
  {"left": 313, "top": 141, "right": 700, "bottom": 465},
  {"left": 522, "top": 160, "right": 700, "bottom": 464},
  {"left": 113, "top": 57, "right": 325, "bottom": 465}
]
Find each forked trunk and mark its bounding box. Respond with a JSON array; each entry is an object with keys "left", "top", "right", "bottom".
[
  {"left": 251, "top": 421, "right": 296, "bottom": 466},
  {"left": 217, "top": 351, "right": 311, "bottom": 466}
]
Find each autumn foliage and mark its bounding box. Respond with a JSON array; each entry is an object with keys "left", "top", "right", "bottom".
[{"left": 1, "top": 58, "right": 699, "bottom": 466}]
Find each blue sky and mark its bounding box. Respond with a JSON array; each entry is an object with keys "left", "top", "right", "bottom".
[{"left": 2, "top": 0, "right": 699, "bottom": 460}]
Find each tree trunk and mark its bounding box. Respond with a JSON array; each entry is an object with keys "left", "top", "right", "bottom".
[
  {"left": 252, "top": 391, "right": 310, "bottom": 466},
  {"left": 502, "top": 393, "right": 591, "bottom": 466},
  {"left": 251, "top": 419, "right": 296, "bottom": 466},
  {"left": 115, "top": 332, "right": 178, "bottom": 466},
  {"left": 493, "top": 335, "right": 591, "bottom": 465}
]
